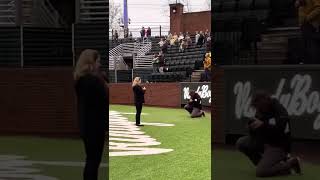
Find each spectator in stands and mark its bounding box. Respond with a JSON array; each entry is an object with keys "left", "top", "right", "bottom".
[
  {"left": 171, "top": 32, "right": 178, "bottom": 45},
  {"left": 132, "top": 77, "right": 146, "bottom": 126},
  {"left": 184, "top": 90, "right": 205, "bottom": 118},
  {"left": 124, "top": 28, "right": 129, "bottom": 38},
  {"left": 147, "top": 27, "right": 152, "bottom": 38},
  {"left": 202, "top": 52, "right": 211, "bottom": 82},
  {"left": 197, "top": 31, "right": 205, "bottom": 47},
  {"left": 204, "top": 29, "right": 210, "bottom": 42},
  {"left": 195, "top": 31, "right": 200, "bottom": 44},
  {"left": 114, "top": 30, "right": 119, "bottom": 42},
  {"left": 206, "top": 37, "right": 211, "bottom": 52},
  {"left": 140, "top": 27, "right": 145, "bottom": 40},
  {"left": 296, "top": 0, "right": 320, "bottom": 64},
  {"left": 204, "top": 29, "right": 211, "bottom": 43},
  {"left": 74, "top": 49, "right": 107, "bottom": 180},
  {"left": 162, "top": 40, "right": 168, "bottom": 54},
  {"left": 178, "top": 32, "right": 185, "bottom": 44},
  {"left": 158, "top": 38, "right": 165, "bottom": 48},
  {"left": 186, "top": 34, "right": 192, "bottom": 47},
  {"left": 158, "top": 51, "right": 165, "bottom": 73},
  {"left": 167, "top": 33, "right": 172, "bottom": 43},
  {"left": 152, "top": 53, "right": 160, "bottom": 73},
  {"left": 129, "top": 32, "right": 133, "bottom": 39},
  {"left": 179, "top": 39, "right": 187, "bottom": 52}
]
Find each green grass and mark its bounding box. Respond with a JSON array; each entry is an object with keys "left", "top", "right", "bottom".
[
  {"left": 213, "top": 148, "right": 320, "bottom": 180},
  {"left": 109, "top": 104, "right": 211, "bottom": 180},
  {"left": 0, "top": 136, "right": 108, "bottom": 179}
]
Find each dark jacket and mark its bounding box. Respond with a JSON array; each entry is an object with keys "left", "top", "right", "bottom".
[
  {"left": 251, "top": 98, "right": 291, "bottom": 152},
  {"left": 75, "top": 74, "right": 108, "bottom": 138},
  {"left": 147, "top": 28, "right": 151, "bottom": 36},
  {"left": 133, "top": 85, "right": 145, "bottom": 104},
  {"left": 140, "top": 29, "right": 145, "bottom": 37},
  {"left": 189, "top": 93, "right": 202, "bottom": 110},
  {"left": 197, "top": 34, "right": 204, "bottom": 45}
]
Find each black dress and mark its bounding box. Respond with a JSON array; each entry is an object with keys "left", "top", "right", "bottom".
[
  {"left": 75, "top": 74, "right": 108, "bottom": 180},
  {"left": 133, "top": 85, "right": 145, "bottom": 125}
]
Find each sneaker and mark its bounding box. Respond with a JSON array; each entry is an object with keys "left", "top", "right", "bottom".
[
  {"left": 289, "top": 157, "right": 302, "bottom": 175},
  {"left": 136, "top": 124, "right": 144, "bottom": 126}
]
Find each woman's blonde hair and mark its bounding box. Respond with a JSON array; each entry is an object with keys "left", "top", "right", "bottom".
[
  {"left": 132, "top": 77, "right": 141, "bottom": 87},
  {"left": 74, "top": 49, "right": 100, "bottom": 80}
]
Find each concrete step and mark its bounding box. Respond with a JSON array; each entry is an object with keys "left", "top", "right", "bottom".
[
  {"left": 257, "top": 43, "right": 287, "bottom": 50},
  {"left": 257, "top": 57, "right": 286, "bottom": 64}
]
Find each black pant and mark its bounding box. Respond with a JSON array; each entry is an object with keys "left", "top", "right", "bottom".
[
  {"left": 82, "top": 133, "right": 105, "bottom": 180},
  {"left": 135, "top": 103, "right": 143, "bottom": 125},
  {"left": 236, "top": 135, "right": 264, "bottom": 166},
  {"left": 204, "top": 69, "right": 211, "bottom": 81},
  {"left": 184, "top": 104, "right": 193, "bottom": 114},
  {"left": 236, "top": 136, "right": 291, "bottom": 177},
  {"left": 301, "top": 23, "right": 320, "bottom": 64}
]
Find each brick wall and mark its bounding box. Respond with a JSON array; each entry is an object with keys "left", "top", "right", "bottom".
[
  {"left": 169, "top": 3, "right": 184, "bottom": 35},
  {"left": 212, "top": 67, "right": 225, "bottom": 143},
  {"left": 110, "top": 83, "right": 181, "bottom": 107},
  {"left": 169, "top": 3, "right": 211, "bottom": 34},
  {"left": 182, "top": 11, "right": 211, "bottom": 34},
  {"left": 0, "top": 68, "right": 79, "bottom": 137}
]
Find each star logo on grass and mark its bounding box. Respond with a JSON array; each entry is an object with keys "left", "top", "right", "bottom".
[{"left": 109, "top": 111, "right": 174, "bottom": 156}]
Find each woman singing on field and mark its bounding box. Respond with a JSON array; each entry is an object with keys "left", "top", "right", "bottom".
[{"left": 132, "top": 77, "right": 146, "bottom": 126}]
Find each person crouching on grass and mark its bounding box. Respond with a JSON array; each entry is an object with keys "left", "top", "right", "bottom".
[
  {"left": 184, "top": 90, "right": 205, "bottom": 118},
  {"left": 236, "top": 91, "right": 302, "bottom": 177}
]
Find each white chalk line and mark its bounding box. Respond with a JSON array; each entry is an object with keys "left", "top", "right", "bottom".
[{"left": 109, "top": 111, "right": 174, "bottom": 156}]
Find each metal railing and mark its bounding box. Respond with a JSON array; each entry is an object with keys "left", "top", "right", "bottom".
[
  {"left": 0, "top": 0, "right": 65, "bottom": 27},
  {"left": 77, "top": 0, "right": 108, "bottom": 23},
  {"left": 0, "top": 0, "right": 16, "bottom": 25},
  {"left": 108, "top": 41, "right": 153, "bottom": 82}
]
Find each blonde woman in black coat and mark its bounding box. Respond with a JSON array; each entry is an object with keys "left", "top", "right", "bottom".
[
  {"left": 132, "top": 77, "right": 146, "bottom": 126},
  {"left": 74, "top": 49, "right": 108, "bottom": 180}
]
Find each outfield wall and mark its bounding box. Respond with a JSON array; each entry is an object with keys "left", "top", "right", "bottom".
[
  {"left": 110, "top": 82, "right": 212, "bottom": 108},
  {"left": 110, "top": 83, "right": 181, "bottom": 107},
  {"left": 213, "top": 65, "right": 320, "bottom": 143},
  {"left": 0, "top": 68, "right": 79, "bottom": 136},
  {"left": 0, "top": 69, "right": 210, "bottom": 136}
]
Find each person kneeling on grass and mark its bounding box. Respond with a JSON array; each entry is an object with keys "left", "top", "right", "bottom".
[
  {"left": 184, "top": 90, "right": 205, "bottom": 118},
  {"left": 236, "top": 91, "right": 302, "bottom": 177}
]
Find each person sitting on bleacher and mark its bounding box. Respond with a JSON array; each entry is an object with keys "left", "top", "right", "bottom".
[
  {"left": 158, "top": 51, "right": 165, "bottom": 73},
  {"left": 152, "top": 53, "right": 160, "bottom": 73},
  {"left": 195, "top": 31, "right": 200, "bottom": 44},
  {"left": 186, "top": 34, "right": 192, "bottom": 47},
  {"left": 204, "top": 29, "right": 210, "bottom": 43},
  {"left": 179, "top": 39, "right": 187, "bottom": 52},
  {"left": 158, "top": 38, "right": 165, "bottom": 48},
  {"left": 197, "top": 31, "right": 205, "bottom": 47},
  {"left": 162, "top": 40, "right": 168, "bottom": 54},
  {"left": 206, "top": 37, "right": 211, "bottom": 52},
  {"left": 184, "top": 90, "right": 205, "bottom": 118},
  {"left": 178, "top": 32, "right": 185, "bottom": 44},
  {"left": 171, "top": 32, "right": 178, "bottom": 45},
  {"left": 167, "top": 32, "right": 172, "bottom": 42},
  {"left": 113, "top": 30, "right": 119, "bottom": 42}
]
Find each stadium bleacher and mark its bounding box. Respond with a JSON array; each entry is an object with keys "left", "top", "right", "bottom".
[
  {"left": 109, "top": 35, "right": 208, "bottom": 82},
  {"left": 150, "top": 44, "right": 206, "bottom": 82},
  {"left": 213, "top": 0, "right": 299, "bottom": 65}
]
